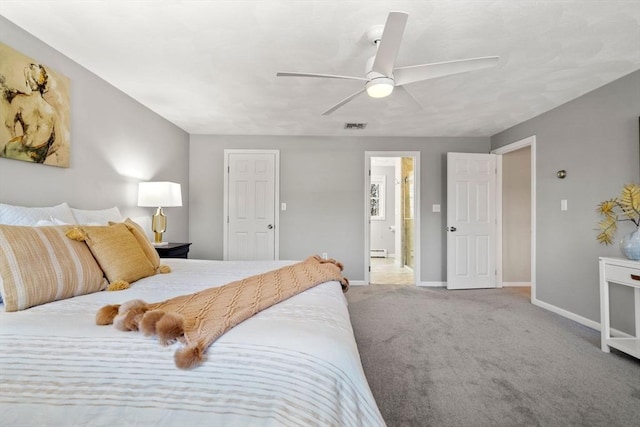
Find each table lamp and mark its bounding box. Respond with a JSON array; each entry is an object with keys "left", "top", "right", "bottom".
[{"left": 137, "top": 181, "right": 182, "bottom": 246}]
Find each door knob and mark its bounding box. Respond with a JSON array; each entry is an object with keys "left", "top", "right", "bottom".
[
  {"left": 448, "top": 226, "right": 457, "bottom": 232},
  {"left": 267, "top": 224, "right": 274, "bottom": 229}
]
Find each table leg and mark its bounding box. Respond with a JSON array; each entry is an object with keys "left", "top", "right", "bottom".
[
  {"left": 599, "top": 261, "right": 610, "bottom": 353},
  {"left": 635, "top": 287, "right": 640, "bottom": 338}
]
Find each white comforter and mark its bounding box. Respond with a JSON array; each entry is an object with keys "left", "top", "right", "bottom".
[{"left": 0, "top": 259, "right": 385, "bottom": 427}]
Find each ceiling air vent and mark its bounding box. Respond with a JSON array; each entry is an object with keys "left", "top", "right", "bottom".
[{"left": 344, "top": 122, "right": 367, "bottom": 130}]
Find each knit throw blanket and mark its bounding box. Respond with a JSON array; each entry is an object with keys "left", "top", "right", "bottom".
[{"left": 96, "top": 255, "right": 349, "bottom": 369}]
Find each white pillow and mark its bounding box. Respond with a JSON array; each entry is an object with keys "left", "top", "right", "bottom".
[
  {"left": 0, "top": 202, "right": 76, "bottom": 225},
  {"left": 34, "top": 218, "right": 70, "bottom": 226},
  {"left": 71, "top": 206, "right": 123, "bottom": 225}
]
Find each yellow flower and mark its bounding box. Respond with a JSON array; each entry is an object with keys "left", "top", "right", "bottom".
[
  {"left": 597, "top": 183, "right": 640, "bottom": 245},
  {"left": 597, "top": 200, "right": 616, "bottom": 215}
]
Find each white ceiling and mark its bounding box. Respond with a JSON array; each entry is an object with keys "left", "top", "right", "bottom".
[{"left": 1, "top": 0, "right": 639, "bottom": 137}]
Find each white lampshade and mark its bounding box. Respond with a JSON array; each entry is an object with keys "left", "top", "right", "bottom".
[
  {"left": 137, "top": 182, "right": 182, "bottom": 207},
  {"left": 366, "top": 78, "right": 394, "bottom": 98}
]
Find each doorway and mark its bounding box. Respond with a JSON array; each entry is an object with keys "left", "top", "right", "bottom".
[
  {"left": 493, "top": 136, "right": 536, "bottom": 303},
  {"left": 365, "top": 152, "right": 420, "bottom": 285}
]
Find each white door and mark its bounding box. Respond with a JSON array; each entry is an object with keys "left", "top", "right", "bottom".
[
  {"left": 446, "top": 153, "right": 497, "bottom": 289},
  {"left": 225, "top": 151, "right": 278, "bottom": 260}
]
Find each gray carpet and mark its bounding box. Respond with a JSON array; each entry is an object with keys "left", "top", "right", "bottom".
[{"left": 345, "top": 285, "right": 640, "bottom": 427}]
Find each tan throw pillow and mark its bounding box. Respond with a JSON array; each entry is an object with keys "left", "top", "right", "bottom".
[
  {"left": 0, "top": 225, "right": 108, "bottom": 312},
  {"left": 70, "top": 223, "right": 156, "bottom": 285},
  {"left": 119, "top": 218, "right": 160, "bottom": 270}
]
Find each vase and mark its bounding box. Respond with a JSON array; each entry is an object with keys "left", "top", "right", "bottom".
[{"left": 619, "top": 227, "right": 640, "bottom": 260}]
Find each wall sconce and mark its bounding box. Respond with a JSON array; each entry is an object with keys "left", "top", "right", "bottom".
[
  {"left": 556, "top": 170, "right": 567, "bottom": 179},
  {"left": 137, "top": 181, "right": 182, "bottom": 246}
]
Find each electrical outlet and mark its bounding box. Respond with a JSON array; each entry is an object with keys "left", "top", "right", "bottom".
[{"left": 322, "top": 252, "right": 328, "bottom": 259}]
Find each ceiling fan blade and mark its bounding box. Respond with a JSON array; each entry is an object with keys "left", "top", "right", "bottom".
[
  {"left": 276, "top": 72, "right": 367, "bottom": 81},
  {"left": 394, "top": 56, "right": 500, "bottom": 86},
  {"left": 371, "top": 11, "right": 409, "bottom": 77},
  {"left": 321, "top": 88, "right": 367, "bottom": 116}
]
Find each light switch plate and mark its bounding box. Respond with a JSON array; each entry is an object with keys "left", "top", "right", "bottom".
[
  {"left": 432, "top": 204, "right": 441, "bottom": 213},
  {"left": 561, "top": 199, "right": 568, "bottom": 211}
]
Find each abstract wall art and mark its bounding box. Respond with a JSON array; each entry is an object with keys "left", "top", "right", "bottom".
[{"left": 0, "top": 42, "right": 70, "bottom": 167}]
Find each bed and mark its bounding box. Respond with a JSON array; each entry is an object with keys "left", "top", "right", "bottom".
[{"left": 0, "top": 204, "right": 385, "bottom": 426}]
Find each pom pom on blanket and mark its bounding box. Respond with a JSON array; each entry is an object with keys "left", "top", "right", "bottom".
[
  {"left": 96, "top": 304, "right": 120, "bottom": 325},
  {"left": 139, "top": 310, "right": 166, "bottom": 336},
  {"left": 175, "top": 345, "right": 205, "bottom": 369},
  {"left": 156, "top": 312, "right": 185, "bottom": 345},
  {"left": 113, "top": 299, "right": 149, "bottom": 331}
]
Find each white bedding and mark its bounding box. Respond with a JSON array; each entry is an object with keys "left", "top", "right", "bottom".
[{"left": 0, "top": 259, "right": 385, "bottom": 427}]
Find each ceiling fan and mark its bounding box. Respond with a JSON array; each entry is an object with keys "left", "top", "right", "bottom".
[{"left": 276, "top": 11, "right": 499, "bottom": 116}]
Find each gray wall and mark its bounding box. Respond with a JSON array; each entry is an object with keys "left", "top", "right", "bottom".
[
  {"left": 492, "top": 70, "right": 640, "bottom": 333},
  {"left": 0, "top": 17, "right": 190, "bottom": 242},
  {"left": 189, "top": 135, "right": 489, "bottom": 281}
]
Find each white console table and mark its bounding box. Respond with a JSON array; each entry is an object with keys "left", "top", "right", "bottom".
[{"left": 599, "top": 257, "right": 640, "bottom": 358}]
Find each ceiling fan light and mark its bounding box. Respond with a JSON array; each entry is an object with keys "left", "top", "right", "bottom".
[{"left": 366, "top": 78, "right": 395, "bottom": 98}]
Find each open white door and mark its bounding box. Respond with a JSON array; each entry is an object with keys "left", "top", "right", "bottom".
[
  {"left": 446, "top": 153, "right": 497, "bottom": 289},
  {"left": 224, "top": 150, "right": 279, "bottom": 261}
]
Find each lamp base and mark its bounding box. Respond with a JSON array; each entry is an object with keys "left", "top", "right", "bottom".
[{"left": 152, "top": 214, "right": 167, "bottom": 247}]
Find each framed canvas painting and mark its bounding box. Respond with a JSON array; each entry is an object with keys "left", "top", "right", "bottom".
[{"left": 0, "top": 42, "right": 70, "bottom": 167}]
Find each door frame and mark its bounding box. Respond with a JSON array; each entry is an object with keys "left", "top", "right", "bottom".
[
  {"left": 492, "top": 136, "right": 536, "bottom": 303},
  {"left": 364, "top": 151, "right": 421, "bottom": 285},
  {"left": 223, "top": 149, "right": 280, "bottom": 261}
]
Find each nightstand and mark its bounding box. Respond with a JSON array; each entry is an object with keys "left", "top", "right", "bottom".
[
  {"left": 155, "top": 242, "right": 192, "bottom": 259},
  {"left": 599, "top": 257, "right": 640, "bottom": 359}
]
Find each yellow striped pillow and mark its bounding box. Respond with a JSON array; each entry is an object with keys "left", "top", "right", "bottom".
[{"left": 0, "top": 225, "right": 108, "bottom": 312}]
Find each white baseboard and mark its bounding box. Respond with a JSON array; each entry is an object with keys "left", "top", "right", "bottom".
[
  {"left": 532, "top": 297, "right": 632, "bottom": 337},
  {"left": 350, "top": 280, "right": 367, "bottom": 286},
  {"left": 417, "top": 281, "right": 446, "bottom": 287},
  {"left": 355, "top": 281, "right": 446, "bottom": 287},
  {"left": 532, "top": 297, "right": 600, "bottom": 330},
  {"left": 416, "top": 281, "right": 531, "bottom": 288},
  {"left": 502, "top": 281, "right": 531, "bottom": 287}
]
